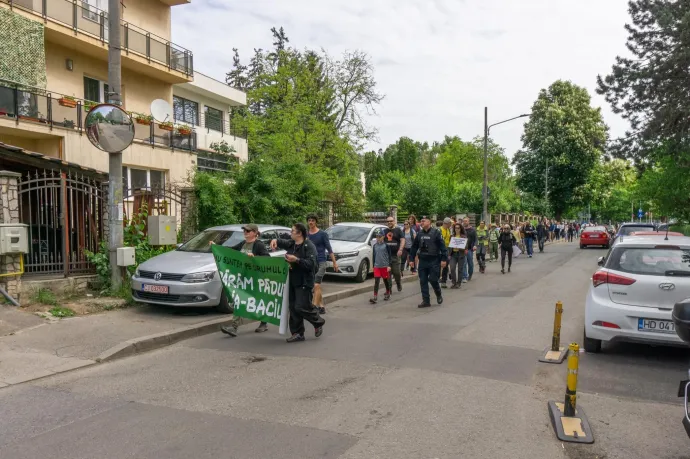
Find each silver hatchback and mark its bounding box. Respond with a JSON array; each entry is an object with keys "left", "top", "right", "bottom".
[{"left": 131, "top": 224, "right": 291, "bottom": 312}]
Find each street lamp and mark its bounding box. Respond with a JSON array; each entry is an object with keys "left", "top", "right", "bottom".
[{"left": 483, "top": 108, "right": 530, "bottom": 223}]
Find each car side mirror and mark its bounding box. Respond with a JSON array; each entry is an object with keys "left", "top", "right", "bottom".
[
  {"left": 597, "top": 256, "right": 605, "bottom": 267},
  {"left": 176, "top": 243, "right": 183, "bottom": 249}
]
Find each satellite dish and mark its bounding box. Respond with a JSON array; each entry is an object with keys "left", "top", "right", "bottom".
[
  {"left": 151, "top": 99, "right": 172, "bottom": 123},
  {"left": 85, "top": 104, "right": 134, "bottom": 153}
]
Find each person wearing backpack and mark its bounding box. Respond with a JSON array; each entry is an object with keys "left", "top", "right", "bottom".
[{"left": 270, "top": 223, "right": 324, "bottom": 343}]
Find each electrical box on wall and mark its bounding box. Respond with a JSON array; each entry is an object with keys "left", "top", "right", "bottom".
[
  {"left": 148, "top": 216, "right": 177, "bottom": 246},
  {"left": 116, "top": 247, "right": 135, "bottom": 267},
  {"left": 0, "top": 224, "right": 29, "bottom": 254}
]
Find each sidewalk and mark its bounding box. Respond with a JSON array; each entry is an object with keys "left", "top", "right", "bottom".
[{"left": 0, "top": 273, "right": 418, "bottom": 387}]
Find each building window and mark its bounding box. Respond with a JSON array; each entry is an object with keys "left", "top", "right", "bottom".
[
  {"left": 84, "top": 76, "right": 109, "bottom": 103},
  {"left": 205, "top": 106, "right": 223, "bottom": 133},
  {"left": 122, "top": 166, "right": 166, "bottom": 195},
  {"left": 173, "top": 96, "right": 198, "bottom": 125},
  {"left": 197, "top": 151, "right": 238, "bottom": 173}
]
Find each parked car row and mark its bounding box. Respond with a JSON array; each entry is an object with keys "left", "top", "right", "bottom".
[
  {"left": 131, "top": 222, "right": 386, "bottom": 312},
  {"left": 584, "top": 229, "right": 690, "bottom": 353}
]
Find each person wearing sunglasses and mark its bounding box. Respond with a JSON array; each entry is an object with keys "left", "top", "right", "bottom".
[{"left": 219, "top": 224, "right": 270, "bottom": 337}]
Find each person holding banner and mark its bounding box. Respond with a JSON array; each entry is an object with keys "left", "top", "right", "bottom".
[
  {"left": 218, "top": 224, "right": 271, "bottom": 337},
  {"left": 448, "top": 222, "right": 467, "bottom": 289},
  {"left": 270, "top": 223, "right": 325, "bottom": 343},
  {"left": 409, "top": 216, "right": 447, "bottom": 308}
]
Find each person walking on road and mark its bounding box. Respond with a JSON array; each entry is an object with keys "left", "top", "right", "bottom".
[
  {"left": 409, "top": 216, "right": 447, "bottom": 308},
  {"left": 402, "top": 221, "right": 416, "bottom": 273},
  {"left": 370, "top": 229, "right": 392, "bottom": 303},
  {"left": 220, "top": 224, "right": 270, "bottom": 337},
  {"left": 536, "top": 219, "right": 547, "bottom": 253},
  {"left": 462, "top": 217, "right": 477, "bottom": 282},
  {"left": 523, "top": 221, "right": 536, "bottom": 258},
  {"left": 440, "top": 217, "right": 452, "bottom": 287},
  {"left": 306, "top": 213, "right": 338, "bottom": 315},
  {"left": 489, "top": 223, "right": 499, "bottom": 262},
  {"left": 448, "top": 222, "right": 467, "bottom": 289},
  {"left": 408, "top": 215, "right": 421, "bottom": 233},
  {"left": 270, "top": 223, "right": 325, "bottom": 343},
  {"left": 499, "top": 224, "right": 517, "bottom": 274},
  {"left": 475, "top": 220, "right": 489, "bottom": 273},
  {"left": 383, "top": 216, "right": 405, "bottom": 292}
]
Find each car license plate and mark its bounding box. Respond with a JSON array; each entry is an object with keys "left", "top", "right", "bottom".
[
  {"left": 142, "top": 284, "right": 169, "bottom": 294},
  {"left": 638, "top": 318, "right": 675, "bottom": 334}
]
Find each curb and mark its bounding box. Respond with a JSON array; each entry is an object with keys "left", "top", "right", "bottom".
[
  {"left": 322, "top": 273, "right": 418, "bottom": 304},
  {"left": 96, "top": 316, "right": 238, "bottom": 362}
]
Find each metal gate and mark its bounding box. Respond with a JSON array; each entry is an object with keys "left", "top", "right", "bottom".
[{"left": 18, "top": 170, "right": 105, "bottom": 276}]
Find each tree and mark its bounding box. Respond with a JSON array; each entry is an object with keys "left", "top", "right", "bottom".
[
  {"left": 514, "top": 80, "right": 608, "bottom": 219},
  {"left": 596, "top": 0, "right": 690, "bottom": 164},
  {"left": 325, "top": 50, "right": 385, "bottom": 148}
]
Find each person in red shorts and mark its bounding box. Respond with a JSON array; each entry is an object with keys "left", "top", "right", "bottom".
[{"left": 370, "top": 229, "right": 392, "bottom": 303}]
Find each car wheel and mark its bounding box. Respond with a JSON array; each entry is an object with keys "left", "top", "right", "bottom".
[
  {"left": 604, "top": 244, "right": 610, "bottom": 249},
  {"left": 216, "top": 290, "right": 233, "bottom": 314},
  {"left": 355, "top": 259, "right": 369, "bottom": 283},
  {"left": 580, "top": 244, "right": 585, "bottom": 249},
  {"left": 583, "top": 328, "right": 602, "bottom": 353}
]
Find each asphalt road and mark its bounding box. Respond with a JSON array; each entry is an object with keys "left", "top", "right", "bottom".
[{"left": 2, "top": 243, "right": 689, "bottom": 459}]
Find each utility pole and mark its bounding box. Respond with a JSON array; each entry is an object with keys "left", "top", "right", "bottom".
[
  {"left": 107, "top": 0, "right": 123, "bottom": 288},
  {"left": 482, "top": 107, "right": 489, "bottom": 223}
]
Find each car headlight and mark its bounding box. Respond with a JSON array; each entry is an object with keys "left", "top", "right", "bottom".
[
  {"left": 134, "top": 267, "right": 140, "bottom": 277},
  {"left": 180, "top": 271, "right": 215, "bottom": 283},
  {"left": 336, "top": 251, "right": 359, "bottom": 260}
]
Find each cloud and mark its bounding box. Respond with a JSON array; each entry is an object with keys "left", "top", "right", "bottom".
[{"left": 172, "top": 0, "right": 632, "bottom": 158}]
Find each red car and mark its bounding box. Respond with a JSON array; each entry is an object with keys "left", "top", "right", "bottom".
[{"left": 580, "top": 226, "right": 610, "bottom": 249}]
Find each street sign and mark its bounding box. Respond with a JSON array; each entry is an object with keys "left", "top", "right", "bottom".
[{"left": 638, "top": 209, "right": 644, "bottom": 219}]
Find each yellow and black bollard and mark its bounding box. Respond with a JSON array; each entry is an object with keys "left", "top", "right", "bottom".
[
  {"left": 539, "top": 301, "right": 567, "bottom": 364},
  {"left": 547, "top": 343, "right": 594, "bottom": 444},
  {"left": 564, "top": 342, "right": 579, "bottom": 416}
]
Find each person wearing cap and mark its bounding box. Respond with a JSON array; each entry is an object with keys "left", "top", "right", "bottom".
[
  {"left": 440, "top": 217, "right": 452, "bottom": 288},
  {"left": 219, "top": 224, "right": 271, "bottom": 337},
  {"left": 409, "top": 215, "right": 447, "bottom": 308},
  {"left": 370, "top": 229, "right": 392, "bottom": 303}
]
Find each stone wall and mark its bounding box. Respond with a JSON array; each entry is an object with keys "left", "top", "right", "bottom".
[{"left": 0, "top": 171, "right": 23, "bottom": 302}]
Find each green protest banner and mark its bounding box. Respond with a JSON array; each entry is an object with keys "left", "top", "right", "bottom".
[{"left": 211, "top": 244, "right": 289, "bottom": 328}]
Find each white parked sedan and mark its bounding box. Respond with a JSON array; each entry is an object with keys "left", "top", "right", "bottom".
[
  {"left": 584, "top": 234, "right": 690, "bottom": 352},
  {"left": 324, "top": 222, "right": 386, "bottom": 283}
]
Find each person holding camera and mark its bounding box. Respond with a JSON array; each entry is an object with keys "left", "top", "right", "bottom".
[{"left": 409, "top": 216, "right": 448, "bottom": 308}]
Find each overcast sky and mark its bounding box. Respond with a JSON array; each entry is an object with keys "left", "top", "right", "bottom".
[{"left": 172, "top": 0, "right": 631, "bottom": 159}]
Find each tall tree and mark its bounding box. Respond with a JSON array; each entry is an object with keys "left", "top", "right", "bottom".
[
  {"left": 596, "top": 0, "right": 690, "bottom": 164},
  {"left": 514, "top": 80, "right": 608, "bottom": 219}
]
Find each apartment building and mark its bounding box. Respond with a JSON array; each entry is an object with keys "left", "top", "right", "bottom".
[{"left": 0, "top": 0, "right": 247, "bottom": 278}]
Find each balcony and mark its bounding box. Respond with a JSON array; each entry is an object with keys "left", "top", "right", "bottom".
[
  {"left": 2, "top": 0, "right": 193, "bottom": 83},
  {"left": 0, "top": 80, "right": 196, "bottom": 152}
]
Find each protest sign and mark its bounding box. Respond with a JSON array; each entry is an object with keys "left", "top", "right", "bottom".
[
  {"left": 449, "top": 237, "right": 468, "bottom": 249},
  {"left": 211, "top": 244, "right": 289, "bottom": 330}
]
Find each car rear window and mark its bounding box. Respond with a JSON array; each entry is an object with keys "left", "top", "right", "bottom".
[
  {"left": 584, "top": 226, "right": 606, "bottom": 232},
  {"left": 619, "top": 225, "right": 655, "bottom": 236},
  {"left": 606, "top": 247, "right": 690, "bottom": 276}
]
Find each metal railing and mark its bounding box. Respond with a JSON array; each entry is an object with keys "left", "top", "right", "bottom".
[
  {"left": 198, "top": 113, "right": 247, "bottom": 139},
  {"left": 0, "top": 80, "right": 196, "bottom": 152},
  {"left": 4, "top": 0, "right": 193, "bottom": 75}
]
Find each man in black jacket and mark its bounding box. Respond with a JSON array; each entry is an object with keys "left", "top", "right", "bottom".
[
  {"left": 536, "top": 219, "right": 547, "bottom": 253},
  {"left": 409, "top": 216, "right": 448, "bottom": 308},
  {"left": 220, "top": 224, "right": 271, "bottom": 337},
  {"left": 462, "top": 217, "right": 477, "bottom": 281},
  {"left": 270, "top": 223, "right": 325, "bottom": 343}
]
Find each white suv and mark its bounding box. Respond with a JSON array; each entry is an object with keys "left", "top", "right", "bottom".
[
  {"left": 324, "top": 222, "right": 386, "bottom": 283},
  {"left": 584, "top": 234, "right": 690, "bottom": 352}
]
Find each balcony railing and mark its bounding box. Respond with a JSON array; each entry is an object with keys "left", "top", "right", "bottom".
[
  {"left": 197, "top": 113, "right": 247, "bottom": 139},
  {"left": 4, "top": 0, "right": 193, "bottom": 75},
  {"left": 0, "top": 80, "right": 196, "bottom": 152}
]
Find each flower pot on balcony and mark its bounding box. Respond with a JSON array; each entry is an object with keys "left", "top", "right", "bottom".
[
  {"left": 136, "top": 119, "right": 151, "bottom": 126},
  {"left": 177, "top": 127, "right": 192, "bottom": 135},
  {"left": 59, "top": 97, "right": 77, "bottom": 108},
  {"left": 159, "top": 124, "right": 174, "bottom": 131}
]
